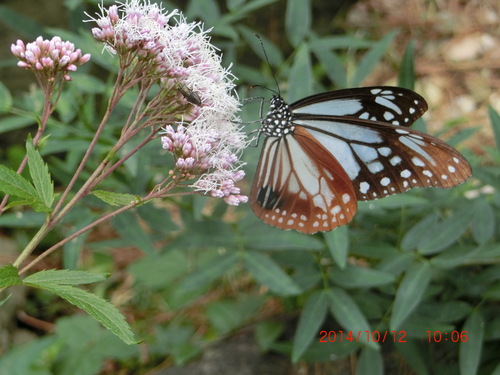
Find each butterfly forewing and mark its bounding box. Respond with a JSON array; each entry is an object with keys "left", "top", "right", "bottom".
[
  {"left": 250, "top": 127, "right": 356, "bottom": 233},
  {"left": 291, "top": 86, "right": 428, "bottom": 126},
  {"left": 295, "top": 117, "right": 472, "bottom": 201}
]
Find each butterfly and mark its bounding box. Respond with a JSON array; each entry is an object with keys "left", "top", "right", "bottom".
[{"left": 250, "top": 86, "right": 472, "bottom": 234}]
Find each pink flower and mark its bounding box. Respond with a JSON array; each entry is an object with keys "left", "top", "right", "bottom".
[{"left": 11, "top": 36, "right": 90, "bottom": 81}]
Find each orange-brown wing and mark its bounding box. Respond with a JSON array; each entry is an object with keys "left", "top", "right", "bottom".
[{"left": 250, "top": 127, "right": 357, "bottom": 234}]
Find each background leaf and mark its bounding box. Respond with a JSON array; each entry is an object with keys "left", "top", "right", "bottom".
[
  {"left": 327, "top": 287, "right": 377, "bottom": 350},
  {"left": 459, "top": 309, "right": 484, "bottom": 375},
  {"left": 285, "top": 0, "right": 311, "bottom": 47},
  {"left": 243, "top": 251, "right": 301, "bottom": 296},
  {"left": 390, "top": 261, "right": 433, "bottom": 330},
  {"left": 292, "top": 290, "right": 328, "bottom": 362}
]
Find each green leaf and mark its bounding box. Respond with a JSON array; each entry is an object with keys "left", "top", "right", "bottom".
[
  {"left": 329, "top": 265, "right": 395, "bottom": 288},
  {"left": 0, "top": 5, "right": 44, "bottom": 37},
  {"left": 243, "top": 251, "right": 301, "bottom": 296},
  {"left": 459, "top": 309, "right": 484, "bottom": 375},
  {"left": 352, "top": 30, "right": 397, "bottom": 86},
  {"left": 0, "top": 336, "right": 58, "bottom": 375},
  {"left": 356, "top": 347, "right": 383, "bottom": 375},
  {"left": 179, "top": 252, "right": 239, "bottom": 292},
  {"left": 285, "top": 0, "right": 311, "bottom": 46},
  {"left": 390, "top": 261, "right": 433, "bottom": 331},
  {"left": 0, "top": 264, "right": 22, "bottom": 288},
  {"left": 237, "top": 26, "right": 283, "bottom": 67},
  {"left": 417, "top": 205, "right": 474, "bottom": 254},
  {"left": 488, "top": 105, "right": 500, "bottom": 152},
  {"left": 220, "top": 0, "right": 278, "bottom": 26},
  {"left": 471, "top": 198, "right": 495, "bottom": 245},
  {"left": 206, "top": 300, "right": 244, "bottom": 334},
  {"left": 398, "top": 40, "right": 416, "bottom": 90},
  {"left": 0, "top": 116, "right": 36, "bottom": 135},
  {"left": 0, "top": 294, "right": 12, "bottom": 307},
  {"left": 92, "top": 190, "right": 138, "bottom": 207},
  {"left": 243, "top": 224, "right": 323, "bottom": 250},
  {"left": 206, "top": 297, "right": 263, "bottom": 335},
  {"left": 327, "top": 287, "right": 377, "bottom": 349},
  {"left": 396, "top": 340, "right": 430, "bottom": 375},
  {"left": 23, "top": 269, "right": 108, "bottom": 286},
  {"left": 401, "top": 213, "right": 439, "bottom": 251},
  {"left": 24, "top": 282, "right": 137, "bottom": 345},
  {"left": 292, "top": 291, "right": 328, "bottom": 362},
  {"left": 26, "top": 135, "right": 54, "bottom": 210},
  {"left": 0, "top": 81, "right": 13, "bottom": 113},
  {"left": 128, "top": 250, "right": 188, "bottom": 290},
  {"left": 288, "top": 43, "right": 313, "bottom": 102},
  {"left": 324, "top": 226, "right": 349, "bottom": 269},
  {"left": 0, "top": 164, "right": 38, "bottom": 200},
  {"left": 311, "top": 42, "right": 347, "bottom": 88},
  {"left": 112, "top": 212, "right": 155, "bottom": 256},
  {"left": 255, "top": 320, "right": 284, "bottom": 351}
]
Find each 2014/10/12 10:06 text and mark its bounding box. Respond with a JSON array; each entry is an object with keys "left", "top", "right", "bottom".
[{"left": 318, "top": 331, "right": 470, "bottom": 343}]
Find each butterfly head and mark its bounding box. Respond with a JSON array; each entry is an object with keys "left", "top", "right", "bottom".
[{"left": 261, "top": 95, "right": 294, "bottom": 137}]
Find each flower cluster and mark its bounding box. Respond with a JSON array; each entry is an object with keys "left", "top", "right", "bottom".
[
  {"left": 89, "top": 0, "right": 248, "bottom": 205},
  {"left": 161, "top": 124, "right": 247, "bottom": 206},
  {"left": 11, "top": 36, "right": 90, "bottom": 82}
]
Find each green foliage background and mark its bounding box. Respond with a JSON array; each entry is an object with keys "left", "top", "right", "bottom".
[{"left": 0, "top": 0, "right": 499, "bottom": 374}]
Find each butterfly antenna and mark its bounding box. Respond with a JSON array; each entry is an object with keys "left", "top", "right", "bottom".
[{"left": 255, "top": 34, "right": 281, "bottom": 97}]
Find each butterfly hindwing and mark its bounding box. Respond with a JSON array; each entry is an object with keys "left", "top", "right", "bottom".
[
  {"left": 250, "top": 127, "right": 356, "bottom": 233},
  {"left": 291, "top": 86, "right": 428, "bottom": 126},
  {"left": 294, "top": 116, "right": 472, "bottom": 201}
]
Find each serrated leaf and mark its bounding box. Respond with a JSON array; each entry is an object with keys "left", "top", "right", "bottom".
[
  {"left": 0, "top": 164, "right": 38, "bottom": 199},
  {"left": 92, "top": 190, "right": 138, "bottom": 207},
  {"left": 459, "top": 309, "right": 484, "bottom": 375},
  {"left": 327, "top": 287, "right": 377, "bottom": 350},
  {"left": 390, "top": 261, "right": 433, "bottom": 331},
  {"left": 352, "top": 30, "right": 397, "bottom": 86},
  {"left": 243, "top": 251, "right": 301, "bottom": 296},
  {"left": 26, "top": 135, "right": 54, "bottom": 210},
  {"left": 24, "top": 282, "right": 137, "bottom": 345},
  {"left": 285, "top": 0, "right": 311, "bottom": 47},
  {"left": 23, "top": 269, "right": 108, "bottom": 286},
  {"left": 324, "top": 225, "right": 349, "bottom": 269},
  {"left": 0, "top": 264, "right": 22, "bottom": 288},
  {"left": 292, "top": 290, "right": 328, "bottom": 362}
]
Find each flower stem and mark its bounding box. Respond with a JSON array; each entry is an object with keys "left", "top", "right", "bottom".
[{"left": 19, "top": 182, "right": 175, "bottom": 275}]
